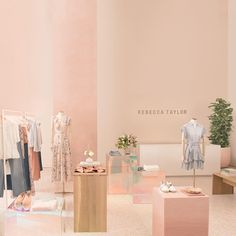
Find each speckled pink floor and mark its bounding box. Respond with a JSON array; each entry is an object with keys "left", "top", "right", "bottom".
[{"left": 0, "top": 173, "right": 236, "bottom": 236}]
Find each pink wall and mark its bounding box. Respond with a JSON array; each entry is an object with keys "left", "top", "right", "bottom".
[
  {"left": 0, "top": 0, "right": 97, "bottom": 167},
  {"left": 97, "top": 0, "right": 228, "bottom": 161},
  {"left": 0, "top": 0, "right": 231, "bottom": 167},
  {"left": 228, "top": 0, "right": 236, "bottom": 165},
  {"left": 0, "top": 0, "right": 53, "bottom": 167},
  {"left": 52, "top": 0, "right": 97, "bottom": 165}
]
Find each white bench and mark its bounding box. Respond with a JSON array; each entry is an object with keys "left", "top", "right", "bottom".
[{"left": 139, "top": 144, "right": 221, "bottom": 176}]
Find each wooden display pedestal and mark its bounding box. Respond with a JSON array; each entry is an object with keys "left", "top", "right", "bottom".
[
  {"left": 212, "top": 172, "right": 236, "bottom": 194},
  {"left": 74, "top": 172, "right": 107, "bottom": 232}
]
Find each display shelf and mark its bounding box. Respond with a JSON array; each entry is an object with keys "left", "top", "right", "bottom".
[
  {"left": 4, "top": 193, "right": 64, "bottom": 236},
  {"left": 8, "top": 196, "right": 64, "bottom": 214}
]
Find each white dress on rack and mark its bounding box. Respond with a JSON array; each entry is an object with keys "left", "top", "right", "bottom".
[
  {"left": 2, "top": 119, "right": 20, "bottom": 159},
  {"left": 51, "top": 113, "right": 72, "bottom": 182}
]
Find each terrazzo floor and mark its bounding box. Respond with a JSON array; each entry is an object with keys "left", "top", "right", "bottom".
[
  {"left": 61, "top": 191, "right": 236, "bottom": 236},
  {"left": 1, "top": 175, "right": 236, "bottom": 236}
]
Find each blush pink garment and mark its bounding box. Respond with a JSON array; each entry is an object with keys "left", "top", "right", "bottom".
[{"left": 29, "top": 147, "right": 41, "bottom": 181}]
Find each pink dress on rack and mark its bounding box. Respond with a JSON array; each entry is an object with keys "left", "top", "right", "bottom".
[{"left": 27, "top": 121, "right": 42, "bottom": 182}]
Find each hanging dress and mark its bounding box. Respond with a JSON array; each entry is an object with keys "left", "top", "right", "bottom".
[
  {"left": 27, "top": 120, "right": 43, "bottom": 181},
  {"left": 181, "top": 122, "right": 206, "bottom": 170},
  {"left": 51, "top": 114, "right": 72, "bottom": 182}
]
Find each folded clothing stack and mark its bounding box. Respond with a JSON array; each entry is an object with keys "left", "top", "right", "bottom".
[
  {"left": 31, "top": 199, "right": 58, "bottom": 211},
  {"left": 143, "top": 164, "right": 160, "bottom": 172},
  {"left": 79, "top": 157, "right": 101, "bottom": 167},
  {"left": 75, "top": 166, "right": 106, "bottom": 174},
  {"left": 109, "top": 150, "right": 121, "bottom": 156},
  {"left": 221, "top": 168, "right": 236, "bottom": 176}
]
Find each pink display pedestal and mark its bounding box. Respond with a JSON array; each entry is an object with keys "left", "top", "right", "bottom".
[
  {"left": 153, "top": 187, "right": 209, "bottom": 236},
  {"left": 132, "top": 171, "right": 165, "bottom": 204},
  {"left": 106, "top": 154, "right": 131, "bottom": 194}
]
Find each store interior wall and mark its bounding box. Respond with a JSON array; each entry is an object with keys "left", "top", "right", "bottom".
[
  {"left": 52, "top": 0, "right": 97, "bottom": 166},
  {"left": 0, "top": 0, "right": 234, "bottom": 169},
  {"left": 97, "top": 0, "right": 228, "bottom": 163},
  {"left": 0, "top": 0, "right": 97, "bottom": 169},
  {"left": 228, "top": 0, "right": 236, "bottom": 166},
  {"left": 0, "top": 0, "right": 53, "bottom": 167}
]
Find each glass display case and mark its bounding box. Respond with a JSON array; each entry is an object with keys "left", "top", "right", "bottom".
[
  {"left": 106, "top": 154, "right": 133, "bottom": 194},
  {"left": 4, "top": 195, "right": 64, "bottom": 236},
  {"left": 131, "top": 170, "right": 165, "bottom": 204},
  {"left": 107, "top": 153, "right": 166, "bottom": 204}
]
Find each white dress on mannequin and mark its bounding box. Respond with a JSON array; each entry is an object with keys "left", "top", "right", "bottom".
[
  {"left": 181, "top": 119, "right": 205, "bottom": 170},
  {"left": 51, "top": 112, "right": 72, "bottom": 182}
]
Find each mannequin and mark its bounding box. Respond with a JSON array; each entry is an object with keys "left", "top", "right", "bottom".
[
  {"left": 56, "top": 111, "right": 65, "bottom": 119},
  {"left": 190, "top": 117, "right": 197, "bottom": 127},
  {"left": 51, "top": 111, "right": 72, "bottom": 192},
  {"left": 181, "top": 118, "right": 205, "bottom": 193}
]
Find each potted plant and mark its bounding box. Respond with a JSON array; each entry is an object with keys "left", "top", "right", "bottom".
[
  {"left": 115, "top": 134, "right": 138, "bottom": 155},
  {"left": 208, "top": 98, "right": 233, "bottom": 167}
]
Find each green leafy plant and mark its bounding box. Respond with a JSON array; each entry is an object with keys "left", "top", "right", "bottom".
[
  {"left": 208, "top": 98, "right": 233, "bottom": 148},
  {"left": 115, "top": 134, "right": 138, "bottom": 149}
]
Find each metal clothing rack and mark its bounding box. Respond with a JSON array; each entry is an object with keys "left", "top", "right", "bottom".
[
  {"left": 1, "top": 109, "right": 35, "bottom": 209},
  {"left": 24, "top": 112, "right": 35, "bottom": 119}
]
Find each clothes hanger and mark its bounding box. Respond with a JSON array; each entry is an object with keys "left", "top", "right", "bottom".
[{"left": 4, "top": 115, "right": 23, "bottom": 125}]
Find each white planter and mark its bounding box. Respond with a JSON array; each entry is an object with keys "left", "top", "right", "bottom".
[
  {"left": 221, "top": 147, "right": 231, "bottom": 168},
  {"left": 139, "top": 144, "right": 221, "bottom": 176}
]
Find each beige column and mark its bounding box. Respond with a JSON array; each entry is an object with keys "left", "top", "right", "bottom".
[{"left": 52, "top": 0, "right": 97, "bottom": 166}]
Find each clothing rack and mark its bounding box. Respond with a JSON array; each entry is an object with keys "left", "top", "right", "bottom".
[
  {"left": 1, "top": 109, "right": 35, "bottom": 209},
  {"left": 0, "top": 114, "right": 7, "bottom": 208},
  {"left": 25, "top": 112, "right": 35, "bottom": 119},
  {"left": 2, "top": 109, "right": 24, "bottom": 208}
]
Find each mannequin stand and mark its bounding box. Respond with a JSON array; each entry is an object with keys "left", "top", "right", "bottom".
[
  {"left": 54, "top": 180, "right": 73, "bottom": 194},
  {"left": 185, "top": 169, "right": 202, "bottom": 194},
  {"left": 54, "top": 181, "right": 65, "bottom": 194}
]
